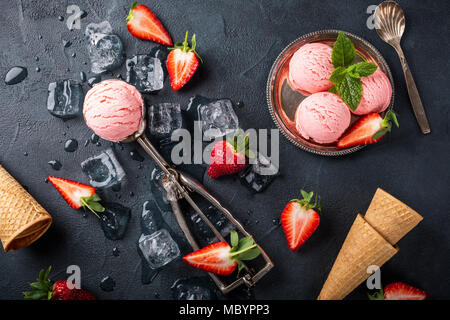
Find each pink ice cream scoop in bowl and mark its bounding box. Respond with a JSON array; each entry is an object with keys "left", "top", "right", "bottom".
[{"left": 267, "top": 30, "right": 395, "bottom": 156}]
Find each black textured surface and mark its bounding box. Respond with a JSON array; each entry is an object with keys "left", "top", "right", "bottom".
[{"left": 0, "top": 0, "right": 449, "bottom": 300}]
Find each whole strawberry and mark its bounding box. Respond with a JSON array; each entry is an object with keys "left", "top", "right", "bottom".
[
  {"left": 24, "top": 267, "right": 95, "bottom": 300},
  {"left": 208, "top": 131, "right": 250, "bottom": 179}
]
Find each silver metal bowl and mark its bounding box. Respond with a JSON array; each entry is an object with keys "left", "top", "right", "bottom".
[{"left": 266, "top": 30, "right": 395, "bottom": 156}]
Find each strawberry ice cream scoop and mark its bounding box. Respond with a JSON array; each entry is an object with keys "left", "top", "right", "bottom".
[
  {"left": 83, "top": 79, "right": 144, "bottom": 142},
  {"left": 353, "top": 68, "right": 392, "bottom": 115},
  {"left": 288, "top": 43, "right": 334, "bottom": 94},
  {"left": 295, "top": 92, "right": 351, "bottom": 144}
]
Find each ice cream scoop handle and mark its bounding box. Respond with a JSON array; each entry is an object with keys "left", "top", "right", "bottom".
[
  {"left": 136, "top": 135, "right": 170, "bottom": 173},
  {"left": 394, "top": 44, "right": 431, "bottom": 134}
]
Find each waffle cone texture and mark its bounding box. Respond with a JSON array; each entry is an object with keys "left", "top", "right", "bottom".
[
  {"left": 365, "top": 188, "right": 423, "bottom": 245},
  {"left": 318, "top": 214, "right": 398, "bottom": 300},
  {"left": 0, "top": 164, "right": 52, "bottom": 252}
]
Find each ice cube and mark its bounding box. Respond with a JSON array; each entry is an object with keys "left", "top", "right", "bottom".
[
  {"left": 138, "top": 229, "right": 180, "bottom": 269},
  {"left": 126, "top": 55, "right": 164, "bottom": 93},
  {"left": 148, "top": 103, "right": 182, "bottom": 138},
  {"left": 150, "top": 167, "right": 169, "bottom": 206},
  {"left": 239, "top": 153, "right": 279, "bottom": 193},
  {"left": 81, "top": 148, "right": 125, "bottom": 189},
  {"left": 141, "top": 199, "right": 164, "bottom": 235},
  {"left": 196, "top": 98, "right": 239, "bottom": 140},
  {"left": 87, "top": 34, "right": 124, "bottom": 74},
  {"left": 85, "top": 21, "right": 113, "bottom": 45},
  {"left": 47, "top": 80, "right": 84, "bottom": 119},
  {"left": 189, "top": 205, "right": 233, "bottom": 245},
  {"left": 99, "top": 202, "right": 130, "bottom": 240},
  {"left": 171, "top": 278, "right": 217, "bottom": 300}
]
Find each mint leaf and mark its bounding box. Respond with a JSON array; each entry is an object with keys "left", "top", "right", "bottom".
[
  {"left": 329, "top": 66, "right": 347, "bottom": 84},
  {"left": 230, "top": 230, "right": 239, "bottom": 248},
  {"left": 332, "top": 32, "right": 355, "bottom": 68},
  {"left": 337, "top": 74, "right": 362, "bottom": 111},
  {"left": 236, "top": 237, "right": 254, "bottom": 251},
  {"left": 237, "top": 247, "right": 261, "bottom": 261},
  {"left": 328, "top": 85, "right": 338, "bottom": 94},
  {"left": 353, "top": 62, "right": 378, "bottom": 77}
]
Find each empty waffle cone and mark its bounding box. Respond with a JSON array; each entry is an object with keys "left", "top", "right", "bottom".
[
  {"left": 365, "top": 188, "right": 423, "bottom": 245},
  {"left": 317, "top": 214, "right": 398, "bottom": 300},
  {"left": 0, "top": 164, "right": 52, "bottom": 252}
]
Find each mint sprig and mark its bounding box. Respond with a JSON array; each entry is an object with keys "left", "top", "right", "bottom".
[
  {"left": 329, "top": 32, "right": 378, "bottom": 111},
  {"left": 80, "top": 193, "right": 105, "bottom": 219},
  {"left": 229, "top": 230, "right": 261, "bottom": 275},
  {"left": 291, "top": 190, "right": 322, "bottom": 212}
]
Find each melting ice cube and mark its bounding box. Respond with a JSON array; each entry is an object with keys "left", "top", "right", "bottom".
[
  {"left": 189, "top": 205, "right": 233, "bottom": 245},
  {"left": 81, "top": 148, "right": 125, "bottom": 189},
  {"left": 141, "top": 199, "right": 164, "bottom": 236},
  {"left": 195, "top": 98, "right": 239, "bottom": 140},
  {"left": 138, "top": 229, "right": 180, "bottom": 269},
  {"left": 47, "top": 80, "right": 84, "bottom": 119},
  {"left": 85, "top": 21, "right": 124, "bottom": 74},
  {"left": 171, "top": 278, "right": 217, "bottom": 300},
  {"left": 126, "top": 55, "right": 164, "bottom": 93},
  {"left": 100, "top": 202, "right": 131, "bottom": 240},
  {"left": 148, "top": 103, "right": 182, "bottom": 138},
  {"left": 239, "top": 152, "right": 279, "bottom": 193}
]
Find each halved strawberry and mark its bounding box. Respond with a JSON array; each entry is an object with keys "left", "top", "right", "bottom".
[
  {"left": 337, "top": 110, "right": 399, "bottom": 148},
  {"left": 166, "top": 31, "right": 201, "bottom": 91},
  {"left": 183, "top": 230, "right": 261, "bottom": 276},
  {"left": 126, "top": 2, "right": 173, "bottom": 46},
  {"left": 383, "top": 282, "right": 428, "bottom": 300},
  {"left": 48, "top": 176, "right": 104, "bottom": 218},
  {"left": 281, "top": 190, "right": 321, "bottom": 251},
  {"left": 207, "top": 130, "right": 250, "bottom": 179}
]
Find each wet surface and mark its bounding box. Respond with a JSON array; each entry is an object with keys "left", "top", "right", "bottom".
[{"left": 0, "top": 0, "right": 449, "bottom": 300}]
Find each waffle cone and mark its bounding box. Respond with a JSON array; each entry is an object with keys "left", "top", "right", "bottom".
[
  {"left": 0, "top": 164, "right": 52, "bottom": 252},
  {"left": 365, "top": 188, "right": 423, "bottom": 245},
  {"left": 317, "top": 214, "right": 398, "bottom": 300}
]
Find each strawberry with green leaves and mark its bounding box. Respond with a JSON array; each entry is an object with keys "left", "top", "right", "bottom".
[
  {"left": 208, "top": 130, "right": 252, "bottom": 179},
  {"left": 48, "top": 176, "right": 105, "bottom": 218},
  {"left": 182, "top": 230, "right": 261, "bottom": 276},
  {"left": 369, "top": 282, "right": 428, "bottom": 300},
  {"left": 24, "top": 266, "right": 95, "bottom": 300},
  {"left": 281, "top": 190, "right": 322, "bottom": 251},
  {"left": 337, "top": 110, "right": 399, "bottom": 148},
  {"left": 166, "top": 31, "right": 201, "bottom": 91}
]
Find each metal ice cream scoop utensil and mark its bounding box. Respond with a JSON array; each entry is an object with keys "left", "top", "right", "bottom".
[
  {"left": 122, "top": 114, "right": 274, "bottom": 294},
  {"left": 374, "top": 1, "right": 430, "bottom": 134}
]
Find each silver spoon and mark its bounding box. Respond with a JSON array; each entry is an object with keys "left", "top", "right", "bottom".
[{"left": 374, "top": 1, "right": 430, "bottom": 134}]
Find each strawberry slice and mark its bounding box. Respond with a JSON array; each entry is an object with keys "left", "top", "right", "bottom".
[
  {"left": 383, "top": 282, "right": 428, "bottom": 300},
  {"left": 337, "top": 110, "right": 399, "bottom": 148},
  {"left": 126, "top": 2, "right": 173, "bottom": 46},
  {"left": 166, "top": 31, "right": 201, "bottom": 91},
  {"left": 48, "top": 176, "right": 104, "bottom": 218},
  {"left": 183, "top": 230, "right": 261, "bottom": 276},
  {"left": 207, "top": 130, "right": 250, "bottom": 179},
  {"left": 281, "top": 190, "right": 322, "bottom": 251}
]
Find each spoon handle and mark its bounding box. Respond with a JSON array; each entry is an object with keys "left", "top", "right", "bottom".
[{"left": 394, "top": 44, "right": 431, "bottom": 134}]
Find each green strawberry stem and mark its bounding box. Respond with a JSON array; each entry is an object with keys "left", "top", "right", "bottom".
[
  {"left": 372, "top": 110, "right": 399, "bottom": 140},
  {"left": 80, "top": 197, "right": 102, "bottom": 219},
  {"left": 126, "top": 1, "right": 138, "bottom": 22},
  {"left": 170, "top": 31, "right": 203, "bottom": 62},
  {"left": 229, "top": 244, "right": 258, "bottom": 258}
]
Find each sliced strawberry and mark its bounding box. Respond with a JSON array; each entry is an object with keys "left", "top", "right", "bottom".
[
  {"left": 48, "top": 176, "right": 104, "bottom": 218},
  {"left": 183, "top": 241, "right": 237, "bottom": 276},
  {"left": 337, "top": 110, "right": 399, "bottom": 148},
  {"left": 383, "top": 282, "right": 428, "bottom": 300},
  {"left": 281, "top": 190, "right": 321, "bottom": 251},
  {"left": 166, "top": 31, "right": 201, "bottom": 91},
  {"left": 126, "top": 2, "right": 173, "bottom": 46},
  {"left": 183, "top": 230, "right": 261, "bottom": 276}
]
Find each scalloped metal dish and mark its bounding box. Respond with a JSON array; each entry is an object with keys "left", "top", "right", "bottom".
[{"left": 266, "top": 30, "right": 395, "bottom": 156}]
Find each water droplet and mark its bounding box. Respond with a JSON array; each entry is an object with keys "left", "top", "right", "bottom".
[
  {"left": 5, "top": 66, "right": 28, "bottom": 85},
  {"left": 84, "top": 139, "right": 90, "bottom": 147},
  {"left": 35, "top": 67, "right": 40, "bottom": 72},
  {"left": 112, "top": 247, "right": 120, "bottom": 256},
  {"left": 23, "top": 152, "right": 28, "bottom": 156},
  {"left": 88, "top": 76, "right": 101, "bottom": 87},
  {"left": 130, "top": 149, "right": 144, "bottom": 162},
  {"left": 48, "top": 160, "right": 62, "bottom": 170},
  {"left": 64, "top": 139, "right": 78, "bottom": 152},
  {"left": 90, "top": 133, "right": 99, "bottom": 144},
  {"left": 272, "top": 218, "right": 281, "bottom": 226},
  {"left": 80, "top": 10, "right": 88, "bottom": 18},
  {"left": 57, "top": 16, "right": 64, "bottom": 21},
  {"left": 96, "top": 142, "right": 101, "bottom": 147},
  {"left": 100, "top": 276, "right": 115, "bottom": 292},
  {"left": 38, "top": 35, "right": 43, "bottom": 40},
  {"left": 80, "top": 71, "right": 86, "bottom": 82},
  {"left": 236, "top": 101, "right": 244, "bottom": 108},
  {"left": 129, "top": 191, "right": 134, "bottom": 197},
  {"left": 71, "top": 52, "right": 76, "bottom": 58},
  {"left": 62, "top": 40, "right": 72, "bottom": 48},
  {"left": 35, "top": 57, "right": 39, "bottom": 62},
  {"left": 44, "top": 178, "right": 49, "bottom": 183}
]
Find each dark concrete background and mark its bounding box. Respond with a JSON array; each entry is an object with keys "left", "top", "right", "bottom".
[{"left": 0, "top": 0, "right": 449, "bottom": 300}]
